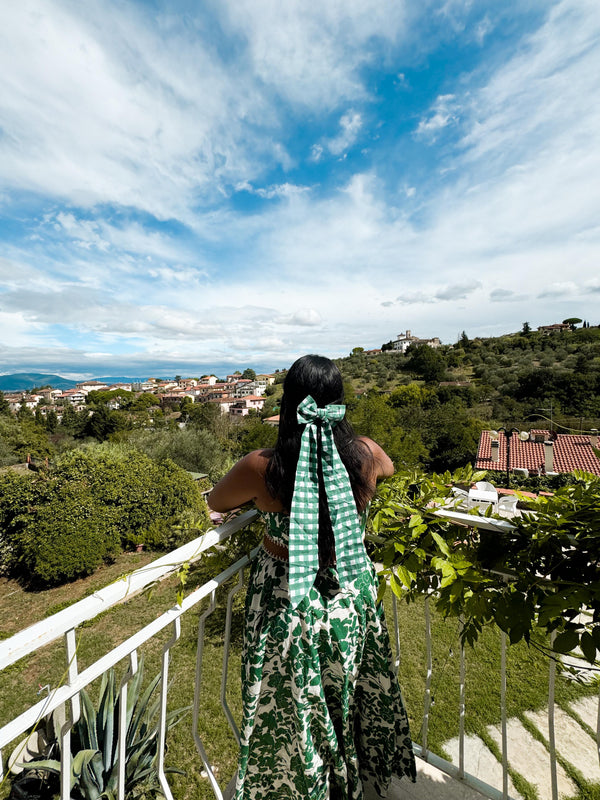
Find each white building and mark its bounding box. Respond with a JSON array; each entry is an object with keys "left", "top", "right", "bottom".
[{"left": 392, "top": 330, "right": 441, "bottom": 353}]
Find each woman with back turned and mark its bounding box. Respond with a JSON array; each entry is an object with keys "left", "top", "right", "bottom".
[{"left": 209, "top": 354, "right": 415, "bottom": 799}]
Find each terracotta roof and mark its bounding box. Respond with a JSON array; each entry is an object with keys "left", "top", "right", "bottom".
[{"left": 475, "top": 430, "right": 600, "bottom": 476}]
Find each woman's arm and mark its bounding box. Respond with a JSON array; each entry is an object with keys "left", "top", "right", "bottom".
[{"left": 207, "top": 450, "right": 271, "bottom": 512}]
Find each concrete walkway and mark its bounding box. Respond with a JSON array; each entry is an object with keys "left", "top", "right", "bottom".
[
  {"left": 438, "top": 695, "right": 599, "bottom": 800},
  {"left": 389, "top": 759, "right": 489, "bottom": 800}
]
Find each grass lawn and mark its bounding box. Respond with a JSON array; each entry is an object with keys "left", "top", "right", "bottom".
[{"left": 1, "top": 555, "right": 597, "bottom": 800}]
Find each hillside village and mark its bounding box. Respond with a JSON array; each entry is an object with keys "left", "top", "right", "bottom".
[{"left": 2, "top": 372, "right": 278, "bottom": 423}]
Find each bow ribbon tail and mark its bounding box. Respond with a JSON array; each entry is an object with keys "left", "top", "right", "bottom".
[
  {"left": 289, "top": 422, "right": 321, "bottom": 608},
  {"left": 321, "top": 425, "right": 370, "bottom": 588}
]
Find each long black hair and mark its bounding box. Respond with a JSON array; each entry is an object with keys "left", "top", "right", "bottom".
[{"left": 265, "top": 354, "right": 373, "bottom": 566}]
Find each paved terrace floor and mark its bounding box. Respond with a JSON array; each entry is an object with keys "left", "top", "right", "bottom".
[
  {"left": 222, "top": 760, "right": 489, "bottom": 800},
  {"left": 390, "top": 760, "right": 488, "bottom": 800}
]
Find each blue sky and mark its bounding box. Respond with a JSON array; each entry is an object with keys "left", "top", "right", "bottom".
[{"left": 1, "top": 0, "right": 599, "bottom": 378}]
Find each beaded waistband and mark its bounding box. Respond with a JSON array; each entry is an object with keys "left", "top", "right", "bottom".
[{"left": 263, "top": 532, "right": 289, "bottom": 562}]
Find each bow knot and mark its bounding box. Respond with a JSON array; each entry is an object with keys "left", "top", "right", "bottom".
[
  {"left": 296, "top": 395, "right": 345, "bottom": 427},
  {"left": 288, "top": 394, "right": 370, "bottom": 608}
]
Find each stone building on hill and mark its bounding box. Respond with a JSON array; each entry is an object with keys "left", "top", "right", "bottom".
[{"left": 391, "top": 330, "right": 441, "bottom": 353}]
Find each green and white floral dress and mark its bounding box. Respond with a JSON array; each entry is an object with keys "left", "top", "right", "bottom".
[{"left": 234, "top": 510, "right": 416, "bottom": 800}]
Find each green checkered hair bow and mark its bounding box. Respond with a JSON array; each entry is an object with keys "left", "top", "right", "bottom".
[{"left": 288, "top": 394, "right": 371, "bottom": 608}]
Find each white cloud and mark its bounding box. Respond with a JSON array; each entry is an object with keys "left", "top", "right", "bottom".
[
  {"left": 415, "top": 95, "right": 460, "bottom": 139},
  {"left": 2, "top": 0, "right": 600, "bottom": 372},
  {"left": 459, "top": 0, "right": 600, "bottom": 169},
  {"left": 324, "top": 111, "right": 363, "bottom": 156},
  {"left": 537, "top": 282, "right": 578, "bottom": 298},
  {"left": 277, "top": 309, "right": 323, "bottom": 326},
  {"left": 254, "top": 184, "right": 310, "bottom": 200},
  {"left": 585, "top": 279, "right": 600, "bottom": 293},
  {"left": 393, "top": 283, "right": 481, "bottom": 305},
  {"left": 490, "top": 288, "right": 525, "bottom": 302},
  {"left": 215, "top": 0, "right": 410, "bottom": 108},
  {"left": 0, "top": 1, "right": 269, "bottom": 219},
  {"left": 54, "top": 213, "right": 110, "bottom": 251},
  {"left": 474, "top": 15, "right": 494, "bottom": 44}
]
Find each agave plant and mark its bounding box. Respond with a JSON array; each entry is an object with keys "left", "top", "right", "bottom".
[{"left": 11, "top": 659, "right": 189, "bottom": 799}]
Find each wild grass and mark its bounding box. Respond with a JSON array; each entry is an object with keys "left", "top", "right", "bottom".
[{"left": 0, "top": 556, "right": 597, "bottom": 800}]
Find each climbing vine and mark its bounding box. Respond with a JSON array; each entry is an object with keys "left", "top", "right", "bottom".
[{"left": 368, "top": 466, "right": 600, "bottom": 665}]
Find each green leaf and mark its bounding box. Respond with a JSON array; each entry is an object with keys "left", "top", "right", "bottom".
[
  {"left": 390, "top": 572, "right": 404, "bottom": 598},
  {"left": 553, "top": 629, "right": 579, "bottom": 654},
  {"left": 431, "top": 531, "right": 450, "bottom": 557},
  {"left": 98, "top": 668, "right": 115, "bottom": 774},
  {"left": 395, "top": 564, "right": 414, "bottom": 589},
  {"left": 376, "top": 575, "right": 387, "bottom": 605},
  {"left": 580, "top": 632, "right": 597, "bottom": 664},
  {"left": 71, "top": 749, "right": 102, "bottom": 792},
  {"left": 79, "top": 689, "right": 99, "bottom": 750},
  {"left": 22, "top": 758, "right": 61, "bottom": 775}
]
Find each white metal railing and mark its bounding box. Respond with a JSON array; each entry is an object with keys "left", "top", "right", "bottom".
[
  {"left": 0, "top": 509, "right": 259, "bottom": 800},
  {"left": 1, "top": 508, "right": 598, "bottom": 800}
]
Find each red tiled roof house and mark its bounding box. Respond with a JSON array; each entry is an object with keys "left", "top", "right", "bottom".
[{"left": 475, "top": 429, "right": 600, "bottom": 477}]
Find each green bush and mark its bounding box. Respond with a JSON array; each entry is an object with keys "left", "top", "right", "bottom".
[
  {"left": 125, "top": 426, "right": 229, "bottom": 481},
  {"left": 13, "top": 478, "right": 122, "bottom": 584},
  {"left": 1, "top": 446, "right": 208, "bottom": 585},
  {"left": 0, "top": 471, "right": 36, "bottom": 575},
  {"left": 0, "top": 415, "right": 54, "bottom": 464}
]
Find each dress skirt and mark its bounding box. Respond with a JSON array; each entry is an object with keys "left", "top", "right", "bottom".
[{"left": 234, "top": 527, "right": 416, "bottom": 800}]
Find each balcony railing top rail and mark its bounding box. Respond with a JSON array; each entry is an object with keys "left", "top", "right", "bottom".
[{"left": 0, "top": 509, "right": 258, "bottom": 673}]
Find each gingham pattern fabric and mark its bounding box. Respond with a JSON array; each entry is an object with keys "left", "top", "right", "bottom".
[{"left": 288, "top": 395, "right": 371, "bottom": 608}]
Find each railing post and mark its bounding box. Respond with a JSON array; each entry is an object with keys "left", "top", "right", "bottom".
[
  {"left": 221, "top": 569, "right": 244, "bottom": 745},
  {"left": 61, "top": 628, "right": 79, "bottom": 800},
  {"left": 157, "top": 617, "right": 180, "bottom": 800},
  {"left": 118, "top": 650, "right": 138, "bottom": 800},
  {"left": 193, "top": 590, "right": 224, "bottom": 799},
  {"left": 548, "top": 632, "right": 558, "bottom": 800},
  {"left": 500, "top": 630, "right": 508, "bottom": 800},
  {"left": 458, "top": 619, "right": 466, "bottom": 780},
  {"left": 422, "top": 596, "right": 432, "bottom": 759}
]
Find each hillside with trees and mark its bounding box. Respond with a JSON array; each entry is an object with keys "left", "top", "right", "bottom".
[{"left": 335, "top": 324, "right": 600, "bottom": 473}]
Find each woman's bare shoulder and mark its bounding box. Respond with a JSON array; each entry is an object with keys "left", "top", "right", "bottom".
[
  {"left": 357, "top": 436, "right": 394, "bottom": 478},
  {"left": 244, "top": 448, "right": 274, "bottom": 473}
]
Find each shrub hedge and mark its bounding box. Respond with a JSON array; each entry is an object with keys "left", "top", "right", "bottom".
[{"left": 0, "top": 446, "right": 208, "bottom": 585}]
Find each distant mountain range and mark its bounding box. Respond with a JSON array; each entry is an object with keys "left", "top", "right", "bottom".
[{"left": 0, "top": 373, "right": 151, "bottom": 392}]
